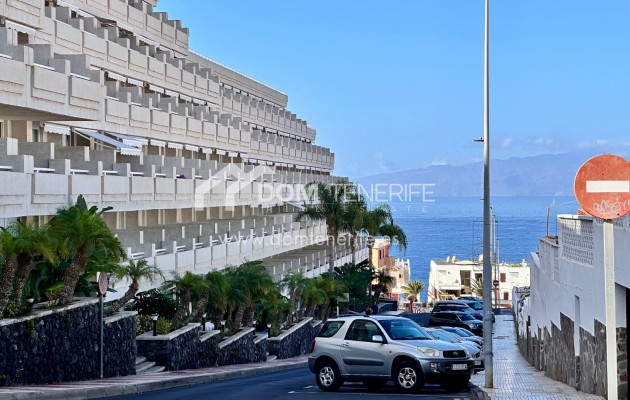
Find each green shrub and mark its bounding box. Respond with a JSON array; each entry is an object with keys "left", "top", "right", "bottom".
[
  {"left": 131, "top": 289, "right": 177, "bottom": 319},
  {"left": 136, "top": 314, "right": 172, "bottom": 335}
]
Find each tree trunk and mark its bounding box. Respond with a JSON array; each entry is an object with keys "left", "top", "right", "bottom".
[
  {"left": 0, "top": 259, "right": 16, "bottom": 317},
  {"left": 242, "top": 304, "right": 255, "bottom": 328},
  {"left": 189, "top": 288, "right": 209, "bottom": 324},
  {"left": 58, "top": 246, "right": 87, "bottom": 305},
  {"left": 171, "top": 290, "right": 191, "bottom": 331},
  {"left": 328, "top": 239, "right": 335, "bottom": 274},
  {"left": 106, "top": 281, "right": 139, "bottom": 316},
  {"left": 351, "top": 233, "right": 357, "bottom": 265},
  {"left": 12, "top": 252, "right": 34, "bottom": 306},
  {"left": 233, "top": 305, "right": 245, "bottom": 331}
]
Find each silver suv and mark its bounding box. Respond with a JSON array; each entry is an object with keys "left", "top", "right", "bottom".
[{"left": 308, "top": 315, "right": 474, "bottom": 393}]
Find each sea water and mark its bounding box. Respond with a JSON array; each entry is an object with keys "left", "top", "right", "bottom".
[{"left": 386, "top": 196, "right": 578, "bottom": 300}]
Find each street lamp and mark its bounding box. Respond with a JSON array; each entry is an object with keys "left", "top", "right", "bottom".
[
  {"left": 220, "top": 319, "right": 226, "bottom": 335},
  {"left": 267, "top": 323, "right": 272, "bottom": 337},
  {"left": 202, "top": 313, "right": 207, "bottom": 331},
  {"left": 151, "top": 313, "right": 159, "bottom": 336},
  {"left": 481, "top": 0, "right": 494, "bottom": 389},
  {"left": 252, "top": 319, "right": 257, "bottom": 333}
]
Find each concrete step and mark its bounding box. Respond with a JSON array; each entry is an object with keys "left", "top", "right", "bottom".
[
  {"left": 135, "top": 361, "right": 156, "bottom": 373},
  {"left": 135, "top": 356, "right": 147, "bottom": 365},
  {"left": 266, "top": 355, "right": 277, "bottom": 362},
  {"left": 144, "top": 365, "right": 165, "bottom": 373}
]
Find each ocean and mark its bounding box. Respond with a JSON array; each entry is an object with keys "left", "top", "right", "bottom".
[{"left": 386, "top": 196, "right": 578, "bottom": 301}]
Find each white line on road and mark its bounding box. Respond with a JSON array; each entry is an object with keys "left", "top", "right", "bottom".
[{"left": 586, "top": 180, "right": 630, "bottom": 193}]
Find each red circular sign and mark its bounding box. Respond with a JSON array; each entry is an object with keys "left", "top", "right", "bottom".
[
  {"left": 492, "top": 279, "right": 499, "bottom": 287},
  {"left": 574, "top": 154, "right": 630, "bottom": 220},
  {"left": 98, "top": 273, "right": 109, "bottom": 296}
]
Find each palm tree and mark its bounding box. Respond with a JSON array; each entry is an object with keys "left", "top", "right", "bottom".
[
  {"left": 163, "top": 271, "right": 206, "bottom": 331},
  {"left": 302, "top": 278, "right": 327, "bottom": 318},
  {"left": 232, "top": 261, "right": 275, "bottom": 329},
  {"left": 296, "top": 182, "right": 349, "bottom": 273},
  {"left": 280, "top": 271, "right": 309, "bottom": 314},
  {"left": 0, "top": 228, "right": 18, "bottom": 317},
  {"left": 49, "top": 195, "right": 125, "bottom": 305},
  {"left": 363, "top": 204, "right": 408, "bottom": 269},
  {"left": 372, "top": 268, "right": 395, "bottom": 300},
  {"left": 106, "top": 259, "right": 163, "bottom": 316},
  {"left": 471, "top": 277, "right": 483, "bottom": 298},
  {"left": 191, "top": 270, "right": 228, "bottom": 326},
  {"left": 9, "top": 220, "right": 56, "bottom": 307},
  {"left": 343, "top": 192, "right": 369, "bottom": 266},
  {"left": 401, "top": 280, "right": 425, "bottom": 303}
]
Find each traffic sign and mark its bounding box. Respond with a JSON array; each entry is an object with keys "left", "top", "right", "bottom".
[
  {"left": 97, "top": 272, "right": 109, "bottom": 296},
  {"left": 574, "top": 154, "right": 630, "bottom": 220},
  {"left": 492, "top": 279, "right": 499, "bottom": 288}
]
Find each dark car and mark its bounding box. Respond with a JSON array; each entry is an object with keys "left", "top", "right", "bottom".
[
  {"left": 434, "top": 300, "right": 494, "bottom": 322},
  {"left": 428, "top": 311, "right": 483, "bottom": 335},
  {"left": 432, "top": 303, "right": 483, "bottom": 321},
  {"left": 440, "top": 326, "right": 484, "bottom": 346},
  {"left": 380, "top": 310, "right": 427, "bottom": 326}
]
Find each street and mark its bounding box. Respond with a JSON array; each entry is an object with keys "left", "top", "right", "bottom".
[{"left": 104, "top": 368, "right": 471, "bottom": 400}]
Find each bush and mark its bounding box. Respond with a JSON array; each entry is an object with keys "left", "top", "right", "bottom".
[
  {"left": 136, "top": 314, "right": 172, "bottom": 335},
  {"left": 130, "top": 289, "right": 177, "bottom": 319}
]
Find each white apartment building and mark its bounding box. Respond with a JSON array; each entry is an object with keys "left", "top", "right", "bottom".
[
  {"left": 515, "top": 213, "right": 630, "bottom": 399},
  {"left": 427, "top": 257, "right": 530, "bottom": 306},
  {"left": 0, "top": 0, "right": 368, "bottom": 297}
]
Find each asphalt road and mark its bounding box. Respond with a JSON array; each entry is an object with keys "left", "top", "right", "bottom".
[{"left": 104, "top": 368, "right": 471, "bottom": 400}]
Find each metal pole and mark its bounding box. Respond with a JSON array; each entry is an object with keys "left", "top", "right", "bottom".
[
  {"left": 99, "top": 293, "right": 104, "bottom": 379},
  {"left": 482, "top": 0, "right": 494, "bottom": 388},
  {"left": 603, "top": 220, "right": 618, "bottom": 399}
]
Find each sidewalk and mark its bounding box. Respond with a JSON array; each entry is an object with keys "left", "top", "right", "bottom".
[
  {"left": 0, "top": 356, "right": 308, "bottom": 400},
  {"left": 470, "top": 314, "right": 604, "bottom": 400}
]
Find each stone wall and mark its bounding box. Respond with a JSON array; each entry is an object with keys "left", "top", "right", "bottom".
[
  {"left": 198, "top": 331, "right": 221, "bottom": 368},
  {"left": 0, "top": 298, "right": 136, "bottom": 386},
  {"left": 618, "top": 327, "right": 628, "bottom": 400},
  {"left": 268, "top": 318, "right": 320, "bottom": 359},
  {"left": 217, "top": 328, "right": 258, "bottom": 366},
  {"left": 543, "top": 314, "right": 576, "bottom": 387},
  {"left": 579, "top": 320, "right": 607, "bottom": 397},
  {"left": 137, "top": 323, "right": 200, "bottom": 371}
]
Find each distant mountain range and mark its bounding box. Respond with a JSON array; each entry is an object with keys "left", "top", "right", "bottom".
[{"left": 356, "top": 152, "right": 601, "bottom": 197}]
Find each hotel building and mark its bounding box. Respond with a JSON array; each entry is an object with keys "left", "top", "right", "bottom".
[{"left": 0, "top": 0, "right": 368, "bottom": 297}]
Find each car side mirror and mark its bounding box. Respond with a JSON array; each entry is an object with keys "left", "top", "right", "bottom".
[{"left": 371, "top": 335, "right": 385, "bottom": 343}]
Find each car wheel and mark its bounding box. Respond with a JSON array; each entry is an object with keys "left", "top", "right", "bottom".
[
  {"left": 393, "top": 360, "right": 424, "bottom": 393},
  {"left": 362, "top": 379, "right": 387, "bottom": 391},
  {"left": 440, "top": 376, "right": 470, "bottom": 393},
  {"left": 315, "top": 359, "right": 343, "bottom": 392}
]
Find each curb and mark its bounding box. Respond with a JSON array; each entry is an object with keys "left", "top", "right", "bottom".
[{"left": 0, "top": 359, "right": 308, "bottom": 400}]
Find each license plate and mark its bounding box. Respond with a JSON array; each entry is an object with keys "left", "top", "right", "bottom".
[
  {"left": 474, "top": 360, "right": 482, "bottom": 366},
  {"left": 452, "top": 364, "right": 468, "bottom": 371}
]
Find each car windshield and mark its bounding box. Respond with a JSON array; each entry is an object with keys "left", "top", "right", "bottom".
[
  {"left": 453, "top": 328, "right": 474, "bottom": 337},
  {"left": 428, "top": 330, "right": 458, "bottom": 343},
  {"left": 458, "top": 313, "right": 476, "bottom": 321},
  {"left": 470, "top": 302, "right": 483, "bottom": 311},
  {"left": 379, "top": 319, "right": 433, "bottom": 340}
]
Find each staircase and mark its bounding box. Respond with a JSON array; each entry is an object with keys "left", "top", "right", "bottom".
[{"left": 135, "top": 356, "right": 165, "bottom": 374}]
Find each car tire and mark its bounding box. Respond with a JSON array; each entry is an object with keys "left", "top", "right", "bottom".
[
  {"left": 440, "top": 376, "right": 470, "bottom": 393},
  {"left": 362, "top": 379, "right": 387, "bottom": 391},
  {"left": 315, "top": 359, "right": 343, "bottom": 392},
  {"left": 393, "top": 360, "right": 424, "bottom": 393}
]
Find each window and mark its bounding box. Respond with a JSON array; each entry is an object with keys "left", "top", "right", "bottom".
[
  {"left": 503, "top": 292, "right": 509, "bottom": 300},
  {"left": 346, "top": 320, "right": 381, "bottom": 342},
  {"left": 500, "top": 273, "right": 506, "bottom": 283},
  {"left": 318, "top": 321, "right": 345, "bottom": 338}
]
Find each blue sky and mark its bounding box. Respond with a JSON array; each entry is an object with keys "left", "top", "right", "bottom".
[{"left": 157, "top": 0, "right": 630, "bottom": 179}]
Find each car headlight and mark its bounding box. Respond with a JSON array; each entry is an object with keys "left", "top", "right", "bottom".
[{"left": 417, "top": 347, "right": 441, "bottom": 357}]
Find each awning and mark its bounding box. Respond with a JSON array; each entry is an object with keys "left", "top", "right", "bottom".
[
  {"left": 75, "top": 129, "right": 140, "bottom": 156},
  {"left": 107, "top": 71, "right": 126, "bottom": 82},
  {"left": 164, "top": 89, "right": 179, "bottom": 98},
  {"left": 185, "top": 144, "right": 199, "bottom": 152},
  {"left": 5, "top": 20, "right": 36, "bottom": 36},
  {"left": 167, "top": 142, "right": 183, "bottom": 150},
  {"left": 215, "top": 149, "right": 226, "bottom": 156},
  {"left": 202, "top": 147, "right": 214, "bottom": 154},
  {"left": 44, "top": 123, "right": 70, "bottom": 136},
  {"left": 227, "top": 152, "right": 238, "bottom": 158},
  {"left": 240, "top": 152, "right": 249, "bottom": 158},
  {"left": 150, "top": 139, "right": 166, "bottom": 147},
  {"left": 149, "top": 84, "right": 164, "bottom": 94},
  {"left": 127, "top": 77, "right": 144, "bottom": 87},
  {"left": 107, "top": 132, "right": 148, "bottom": 147},
  {"left": 193, "top": 98, "right": 206, "bottom": 106}
]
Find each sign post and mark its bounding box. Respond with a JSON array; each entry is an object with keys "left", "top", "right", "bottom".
[
  {"left": 97, "top": 272, "right": 109, "bottom": 380},
  {"left": 574, "top": 154, "right": 630, "bottom": 400}
]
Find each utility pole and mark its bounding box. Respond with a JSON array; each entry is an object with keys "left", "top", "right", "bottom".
[{"left": 482, "top": 0, "right": 494, "bottom": 389}]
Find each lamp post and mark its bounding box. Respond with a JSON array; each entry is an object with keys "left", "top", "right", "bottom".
[
  {"left": 151, "top": 313, "right": 159, "bottom": 336},
  {"left": 220, "top": 319, "right": 226, "bottom": 335},
  {"left": 252, "top": 319, "right": 257, "bottom": 334},
  {"left": 202, "top": 313, "right": 207, "bottom": 331},
  {"left": 267, "top": 323, "right": 272, "bottom": 337},
  {"left": 481, "top": 0, "right": 494, "bottom": 389}
]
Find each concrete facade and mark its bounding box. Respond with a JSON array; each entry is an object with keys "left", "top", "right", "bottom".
[
  {"left": 515, "top": 213, "right": 630, "bottom": 399},
  {"left": 0, "top": 0, "right": 366, "bottom": 295}
]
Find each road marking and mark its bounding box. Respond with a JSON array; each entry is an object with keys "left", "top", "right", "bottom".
[{"left": 586, "top": 180, "right": 630, "bottom": 193}]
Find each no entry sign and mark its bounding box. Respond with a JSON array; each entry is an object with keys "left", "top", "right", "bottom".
[{"left": 574, "top": 154, "right": 630, "bottom": 220}]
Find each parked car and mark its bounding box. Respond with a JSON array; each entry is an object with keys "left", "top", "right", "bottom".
[
  {"left": 428, "top": 311, "right": 483, "bottom": 335},
  {"left": 425, "top": 328, "right": 484, "bottom": 371},
  {"left": 308, "top": 315, "right": 474, "bottom": 394},
  {"left": 458, "top": 295, "right": 482, "bottom": 302},
  {"left": 440, "top": 326, "right": 484, "bottom": 346},
  {"left": 432, "top": 303, "right": 483, "bottom": 320},
  {"left": 435, "top": 299, "right": 495, "bottom": 322},
  {"left": 379, "top": 310, "right": 427, "bottom": 326}
]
